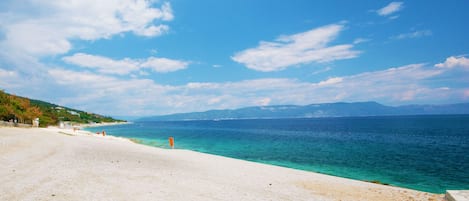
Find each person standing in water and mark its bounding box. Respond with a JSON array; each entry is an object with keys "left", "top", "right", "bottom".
[{"left": 168, "top": 137, "right": 174, "bottom": 149}]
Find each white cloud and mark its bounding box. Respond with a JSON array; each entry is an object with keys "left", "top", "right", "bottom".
[
  {"left": 392, "top": 30, "right": 432, "bottom": 40},
  {"left": 134, "top": 24, "right": 169, "bottom": 37},
  {"left": 2, "top": 0, "right": 468, "bottom": 118},
  {"left": 317, "top": 77, "right": 343, "bottom": 86},
  {"left": 9, "top": 55, "right": 467, "bottom": 116},
  {"left": 231, "top": 24, "right": 360, "bottom": 72},
  {"left": 377, "top": 2, "right": 404, "bottom": 16},
  {"left": 311, "top": 66, "right": 332, "bottom": 75},
  {"left": 141, "top": 57, "right": 189, "bottom": 73},
  {"left": 0, "top": 68, "right": 17, "bottom": 77},
  {"left": 0, "top": 0, "right": 173, "bottom": 56},
  {"left": 435, "top": 56, "right": 469, "bottom": 69},
  {"left": 159, "top": 2, "right": 174, "bottom": 21},
  {"left": 48, "top": 69, "right": 171, "bottom": 94},
  {"left": 62, "top": 53, "right": 139, "bottom": 75},
  {"left": 0, "top": 68, "right": 19, "bottom": 89},
  {"left": 47, "top": 68, "right": 175, "bottom": 115},
  {"left": 62, "top": 53, "right": 189, "bottom": 74}
]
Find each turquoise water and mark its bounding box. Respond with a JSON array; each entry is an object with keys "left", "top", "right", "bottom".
[{"left": 86, "top": 115, "right": 469, "bottom": 193}]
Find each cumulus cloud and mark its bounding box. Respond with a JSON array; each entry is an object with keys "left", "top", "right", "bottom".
[
  {"left": 62, "top": 53, "right": 139, "bottom": 75},
  {"left": 62, "top": 53, "right": 189, "bottom": 74},
  {"left": 435, "top": 56, "right": 469, "bottom": 69},
  {"left": 377, "top": 2, "right": 403, "bottom": 16},
  {"left": 134, "top": 25, "right": 170, "bottom": 37},
  {"left": 47, "top": 68, "right": 174, "bottom": 115},
  {"left": 0, "top": 0, "right": 173, "bottom": 56},
  {"left": 0, "top": 0, "right": 467, "bottom": 117},
  {"left": 48, "top": 69, "right": 167, "bottom": 92},
  {"left": 231, "top": 24, "right": 360, "bottom": 72},
  {"left": 45, "top": 55, "right": 469, "bottom": 116}
]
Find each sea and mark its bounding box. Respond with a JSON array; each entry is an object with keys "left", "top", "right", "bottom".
[{"left": 85, "top": 115, "right": 469, "bottom": 194}]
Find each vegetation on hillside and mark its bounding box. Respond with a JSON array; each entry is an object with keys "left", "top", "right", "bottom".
[
  {"left": 0, "top": 90, "right": 124, "bottom": 127},
  {"left": 0, "top": 90, "right": 42, "bottom": 124}
]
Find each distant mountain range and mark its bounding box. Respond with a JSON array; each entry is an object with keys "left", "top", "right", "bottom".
[{"left": 138, "top": 102, "right": 469, "bottom": 121}]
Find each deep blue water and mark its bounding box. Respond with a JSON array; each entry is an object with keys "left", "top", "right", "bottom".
[{"left": 86, "top": 115, "right": 469, "bottom": 193}]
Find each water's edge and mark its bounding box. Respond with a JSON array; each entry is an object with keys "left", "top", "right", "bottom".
[{"left": 84, "top": 115, "right": 469, "bottom": 194}]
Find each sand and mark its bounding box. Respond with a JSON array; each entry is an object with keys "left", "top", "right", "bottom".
[{"left": 0, "top": 127, "right": 443, "bottom": 201}]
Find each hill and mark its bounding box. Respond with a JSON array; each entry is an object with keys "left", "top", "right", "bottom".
[
  {"left": 138, "top": 101, "right": 469, "bottom": 121},
  {"left": 0, "top": 90, "right": 124, "bottom": 127}
]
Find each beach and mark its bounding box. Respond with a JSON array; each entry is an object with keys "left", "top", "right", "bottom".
[{"left": 0, "top": 127, "right": 443, "bottom": 201}]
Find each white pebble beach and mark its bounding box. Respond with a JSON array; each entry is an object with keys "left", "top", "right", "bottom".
[{"left": 0, "top": 127, "right": 443, "bottom": 201}]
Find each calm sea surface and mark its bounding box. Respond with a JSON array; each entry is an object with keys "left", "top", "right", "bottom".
[{"left": 86, "top": 115, "right": 469, "bottom": 193}]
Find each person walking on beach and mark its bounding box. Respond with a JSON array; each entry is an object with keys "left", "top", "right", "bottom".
[{"left": 168, "top": 137, "right": 174, "bottom": 149}]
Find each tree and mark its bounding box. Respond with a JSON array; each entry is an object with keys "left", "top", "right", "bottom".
[
  {"left": 7, "top": 94, "right": 30, "bottom": 123},
  {"left": 25, "top": 106, "right": 42, "bottom": 124},
  {"left": 1, "top": 90, "right": 124, "bottom": 126},
  {"left": 0, "top": 90, "right": 10, "bottom": 120}
]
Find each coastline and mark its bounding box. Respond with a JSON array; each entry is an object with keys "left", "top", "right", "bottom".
[
  {"left": 78, "top": 121, "right": 131, "bottom": 128},
  {"left": 0, "top": 127, "right": 444, "bottom": 201}
]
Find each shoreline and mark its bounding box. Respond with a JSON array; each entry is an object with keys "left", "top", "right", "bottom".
[
  {"left": 48, "top": 125, "right": 135, "bottom": 143},
  {"left": 80, "top": 123, "right": 444, "bottom": 194},
  {"left": 1, "top": 127, "right": 444, "bottom": 200},
  {"left": 79, "top": 123, "right": 444, "bottom": 194},
  {"left": 77, "top": 121, "right": 132, "bottom": 128}
]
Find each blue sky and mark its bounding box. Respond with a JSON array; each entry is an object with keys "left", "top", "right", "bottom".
[{"left": 1, "top": 0, "right": 469, "bottom": 116}]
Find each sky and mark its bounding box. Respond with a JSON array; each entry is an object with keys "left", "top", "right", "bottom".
[{"left": 1, "top": 0, "right": 469, "bottom": 117}]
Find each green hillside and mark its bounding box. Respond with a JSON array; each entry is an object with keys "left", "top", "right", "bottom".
[{"left": 0, "top": 90, "right": 124, "bottom": 127}]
